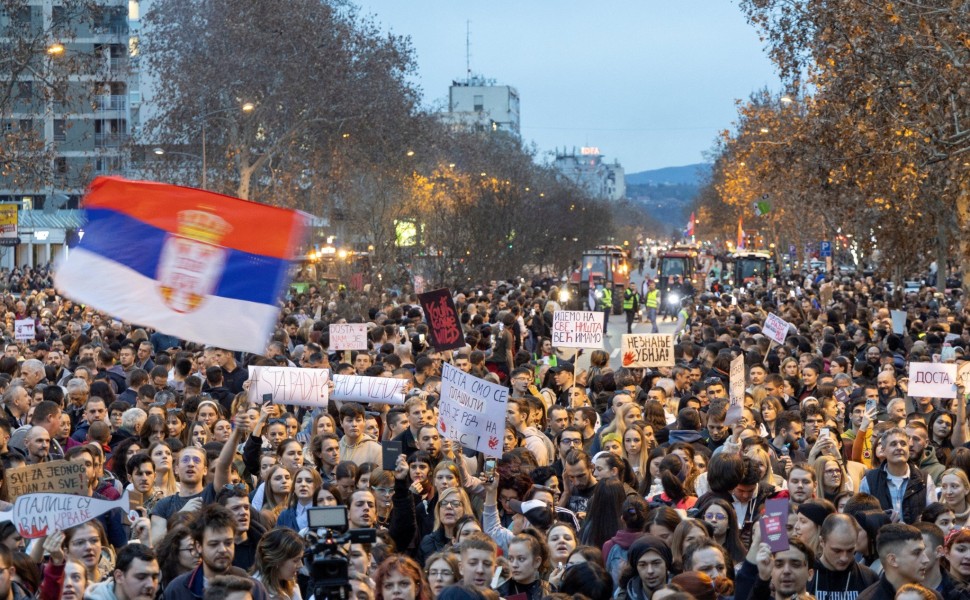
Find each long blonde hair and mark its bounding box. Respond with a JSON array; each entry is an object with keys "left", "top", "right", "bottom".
[
  {"left": 940, "top": 468, "right": 970, "bottom": 511},
  {"left": 600, "top": 403, "right": 641, "bottom": 442},
  {"left": 744, "top": 445, "right": 779, "bottom": 488},
  {"left": 814, "top": 456, "right": 848, "bottom": 498},
  {"left": 622, "top": 423, "right": 650, "bottom": 483},
  {"left": 433, "top": 487, "right": 473, "bottom": 533}
]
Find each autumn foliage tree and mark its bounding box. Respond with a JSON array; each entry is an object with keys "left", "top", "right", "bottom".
[{"left": 702, "top": 0, "right": 969, "bottom": 287}]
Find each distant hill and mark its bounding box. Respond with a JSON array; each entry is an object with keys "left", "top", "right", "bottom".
[{"left": 625, "top": 163, "right": 711, "bottom": 186}]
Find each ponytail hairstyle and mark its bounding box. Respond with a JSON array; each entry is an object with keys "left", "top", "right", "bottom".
[
  {"left": 621, "top": 495, "right": 649, "bottom": 531},
  {"left": 659, "top": 454, "right": 689, "bottom": 503}
]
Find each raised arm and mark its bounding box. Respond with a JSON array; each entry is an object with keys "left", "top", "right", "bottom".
[{"left": 215, "top": 421, "right": 247, "bottom": 490}]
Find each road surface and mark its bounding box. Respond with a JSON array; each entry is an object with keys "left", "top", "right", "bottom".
[{"left": 562, "top": 269, "right": 679, "bottom": 373}]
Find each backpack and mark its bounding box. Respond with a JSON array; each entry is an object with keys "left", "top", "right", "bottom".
[{"left": 605, "top": 542, "right": 629, "bottom": 586}]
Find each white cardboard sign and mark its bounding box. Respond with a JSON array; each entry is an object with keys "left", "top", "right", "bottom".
[
  {"left": 620, "top": 334, "right": 674, "bottom": 368},
  {"left": 331, "top": 374, "right": 406, "bottom": 405},
  {"left": 5, "top": 490, "right": 130, "bottom": 539},
  {"left": 14, "top": 319, "right": 34, "bottom": 342},
  {"left": 908, "top": 362, "right": 957, "bottom": 399},
  {"left": 329, "top": 324, "right": 368, "bottom": 351},
  {"left": 247, "top": 366, "right": 331, "bottom": 407},
  {"left": 551, "top": 311, "right": 604, "bottom": 349},
  {"left": 438, "top": 363, "right": 508, "bottom": 457},
  {"left": 762, "top": 313, "right": 790, "bottom": 345}
]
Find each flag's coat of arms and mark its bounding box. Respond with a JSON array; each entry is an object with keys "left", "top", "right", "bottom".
[{"left": 54, "top": 177, "right": 306, "bottom": 353}]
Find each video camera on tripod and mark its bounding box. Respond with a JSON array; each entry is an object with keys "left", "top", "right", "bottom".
[{"left": 304, "top": 506, "right": 377, "bottom": 600}]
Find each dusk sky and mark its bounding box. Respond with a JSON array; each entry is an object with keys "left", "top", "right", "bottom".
[{"left": 355, "top": 1, "right": 782, "bottom": 174}]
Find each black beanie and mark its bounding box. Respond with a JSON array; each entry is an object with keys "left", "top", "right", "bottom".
[{"left": 628, "top": 534, "right": 672, "bottom": 572}]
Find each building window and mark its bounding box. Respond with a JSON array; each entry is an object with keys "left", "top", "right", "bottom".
[
  {"left": 16, "top": 81, "right": 31, "bottom": 99},
  {"left": 473, "top": 95, "right": 483, "bottom": 112},
  {"left": 53, "top": 120, "right": 66, "bottom": 141},
  {"left": 18, "top": 119, "right": 31, "bottom": 132}
]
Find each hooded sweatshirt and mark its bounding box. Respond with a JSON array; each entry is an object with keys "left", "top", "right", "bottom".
[
  {"left": 521, "top": 425, "right": 554, "bottom": 466},
  {"left": 85, "top": 579, "right": 121, "bottom": 600},
  {"left": 338, "top": 432, "right": 381, "bottom": 465}
]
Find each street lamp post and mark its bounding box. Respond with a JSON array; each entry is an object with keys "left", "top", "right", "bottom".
[{"left": 156, "top": 101, "right": 255, "bottom": 189}]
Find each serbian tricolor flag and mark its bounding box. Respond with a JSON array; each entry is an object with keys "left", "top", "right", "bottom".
[
  {"left": 54, "top": 177, "right": 307, "bottom": 353},
  {"left": 686, "top": 212, "right": 695, "bottom": 237},
  {"left": 737, "top": 216, "right": 745, "bottom": 249}
]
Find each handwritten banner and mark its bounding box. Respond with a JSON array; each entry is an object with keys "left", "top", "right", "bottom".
[
  {"left": 418, "top": 288, "right": 464, "bottom": 351},
  {"left": 6, "top": 490, "right": 130, "bottom": 539},
  {"left": 247, "top": 366, "right": 331, "bottom": 407},
  {"left": 551, "top": 311, "right": 604, "bottom": 349},
  {"left": 332, "top": 374, "right": 406, "bottom": 405},
  {"left": 620, "top": 334, "right": 674, "bottom": 368},
  {"left": 762, "top": 313, "right": 790, "bottom": 345},
  {"left": 329, "top": 323, "right": 368, "bottom": 351},
  {"left": 6, "top": 460, "right": 85, "bottom": 501},
  {"left": 14, "top": 319, "right": 35, "bottom": 342},
  {"left": 908, "top": 362, "right": 957, "bottom": 399},
  {"left": 439, "top": 363, "right": 508, "bottom": 458}
]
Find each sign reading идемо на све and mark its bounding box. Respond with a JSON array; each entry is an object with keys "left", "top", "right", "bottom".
[{"left": 551, "top": 311, "right": 604, "bottom": 349}]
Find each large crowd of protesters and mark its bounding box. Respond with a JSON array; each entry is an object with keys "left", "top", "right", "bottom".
[{"left": 0, "top": 263, "right": 967, "bottom": 600}]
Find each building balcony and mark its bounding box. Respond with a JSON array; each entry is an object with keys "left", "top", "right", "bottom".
[
  {"left": 94, "top": 132, "right": 125, "bottom": 147},
  {"left": 96, "top": 95, "right": 126, "bottom": 111}
]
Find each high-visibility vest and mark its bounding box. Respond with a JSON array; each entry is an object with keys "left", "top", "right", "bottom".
[
  {"left": 623, "top": 289, "right": 636, "bottom": 310},
  {"left": 600, "top": 288, "right": 612, "bottom": 310},
  {"left": 645, "top": 290, "right": 659, "bottom": 308}
]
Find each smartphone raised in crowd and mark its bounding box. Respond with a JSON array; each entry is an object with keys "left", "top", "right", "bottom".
[
  {"left": 485, "top": 459, "right": 497, "bottom": 483},
  {"left": 382, "top": 441, "right": 403, "bottom": 470}
]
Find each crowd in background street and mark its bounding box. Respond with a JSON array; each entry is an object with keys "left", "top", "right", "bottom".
[{"left": 0, "top": 264, "right": 967, "bottom": 600}]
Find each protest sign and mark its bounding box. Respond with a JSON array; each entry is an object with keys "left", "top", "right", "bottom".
[
  {"left": 762, "top": 313, "right": 790, "bottom": 345},
  {"left": 6, "top": 460, "right": 85, "bottom": 501},
  {"left": 418, "top": 289, "right": 464, "bottom": 351},
  {"left": 551, "top": 311, "right": 604, "bottom": 349},
  {"left": 726, "top": 353, "right": 746, "bottom": 424},
  {"left": 5, "top": 489, "right": 130, "bottom": 539},
  {"left": 247, "top": 366, "right": 330, "bottom": 407},
  {"left": 891, "top": 310, "right": 907, "bottom": 335},
  {"left": 438, "top": 362, "right": 508, "bottom": 457},
  {"left": 760, "top": 498, "right": 790, "bottom": 552},
  {"left": 620, "top": 334, "right": 674, "bottom": 368},
  {"left": 329, "top": 323, "right": 368, "bottom": 351},
  {"left": 332, "top": 374, "right": 406, "bottom": 405},
  {"left": 14, "top": 319, "right": 34, "bottom": 342},
  {"left": 959, "top": 362, "right": 970, "bottom": 393},
  {"left": 908, "top": 362, "right": 957, "bottom": 399}
]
